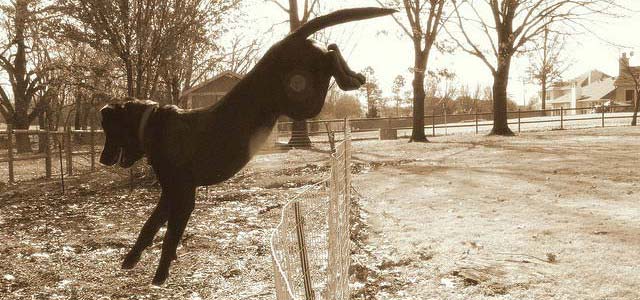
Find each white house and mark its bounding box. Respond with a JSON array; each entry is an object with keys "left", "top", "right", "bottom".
[{"left": 544, "top": 53, "right": 639, "bottom": 113}]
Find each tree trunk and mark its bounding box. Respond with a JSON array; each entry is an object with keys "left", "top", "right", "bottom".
[
  {"left": 126, "top": 59, "right": 135, "bottom": 97},
  {"left": 13, "top": 96, "right": 32, "bottom": 153},
  {"left": 12, "top": 0, "right": 32, "bottom": 153},
  {"left": 490, "top": 61, "right": 515, "bottom": 136},
  {"left": 288, "top": 120, "right": 311, "bottom": 148},
  {"left": 37, "top": 111, "right": 47, "bottom": 153},
  {"left": 13, "top": 115, "right": 32, "bottom": 153},
  {"left": 410, "top": 54, "right": 428, "bottom": 142},
  {"left": 74, "top": 92, "right": 82, "bottom": 135}
]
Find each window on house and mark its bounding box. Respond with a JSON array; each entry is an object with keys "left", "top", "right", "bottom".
[{"left": 626, "top": 90, "right": 635, "bottom": 102}]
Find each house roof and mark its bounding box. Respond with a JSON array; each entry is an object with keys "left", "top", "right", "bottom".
[
  {"left": 547, "top": 76, "right": 616, "bottom": 104},
  {"left": 578, "top": 77, "right": 616, "bottom": 101},
  {"left": 550, "top": 70, "right": 613, "bottom": 89},
  {"left": 180, "top": 71, "right": 243, "bottom": 98}
]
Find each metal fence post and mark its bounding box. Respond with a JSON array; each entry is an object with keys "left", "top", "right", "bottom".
[
  {"left": 65, "top": 127, "right": 73, "bottom": 176},
  {"left": 560, "top": 107, "right": 564, "bottom": 129},
  {"left": 518, "top": 109, "right": 521, "bottom": 133},
  {"left": 44, "top": 122, "right": 52, "bottom": 179},
  {"left": 7, "top": 124, "right": 14, "bottom": 183}
]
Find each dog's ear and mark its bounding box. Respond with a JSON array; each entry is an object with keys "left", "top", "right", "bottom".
[{"left": 100, "top": 103, "right": 124, "bottom": 123}]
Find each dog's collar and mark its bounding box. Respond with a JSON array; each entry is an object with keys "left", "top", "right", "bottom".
[{"left": 138, "top": 104, "right": 158, "bottom": 147}]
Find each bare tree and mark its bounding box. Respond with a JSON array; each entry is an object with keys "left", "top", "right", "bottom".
[
  {"left": 223, "top": 36, "right": 262, "bottom": 75},
  {"left": 450, "top": 0, "right": 619, "bottom": 135},
  {"left": 63, "top": 0, "right": 238, "bottom": 102},
  {"left": 377, "top": 0, "right": 447, "bottom": 142},
  {"left": 360, "top": 66, "right": 382, "bottom": 118},
  {"left": 269, "top": 0, "right": 321, "bottom": 148},
  {"left": 392, "top": 74, "right": 406, "bottom": 116},
  {"left": 433, "top": 68, "right": 456, "bottom": 113},
  {"left": 0, "top": 0, "right": 55, "bottom": 152},
  {"left": 527, "top": 25, "right": 570, "bottom": 114}
]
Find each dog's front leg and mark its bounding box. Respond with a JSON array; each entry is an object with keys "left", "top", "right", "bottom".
[
  {"left": 122, "top": 195, "right": 169, "bottom": 269},
  {"left": 152, "top": 183, "right": 196, "bottom": 285}
]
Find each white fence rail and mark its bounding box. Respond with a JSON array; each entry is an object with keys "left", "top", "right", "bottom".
[{"left": 270, "top": 120, "right": 352, "bottom": 300}]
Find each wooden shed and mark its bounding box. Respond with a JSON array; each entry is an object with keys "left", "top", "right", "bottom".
[{"left": 180, "top": 71, "right": 242, "bottom": 109}]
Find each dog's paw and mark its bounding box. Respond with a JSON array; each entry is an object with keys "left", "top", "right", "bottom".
[
  {"left": 121, "top": 252, "right": 141, "bottom": 269},
  {"left": 152, "top": 269, "right": 169, "bottom": 286}
]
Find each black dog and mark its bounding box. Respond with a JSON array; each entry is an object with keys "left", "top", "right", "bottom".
[{"left": 99, "top": 8, "right": 395, "bottom": 285}]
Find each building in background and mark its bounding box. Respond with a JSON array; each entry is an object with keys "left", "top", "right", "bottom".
[
  {"left": 180, "top": 71, "right": 242, "bottom": 109},
  {"left": 613, "top": 52, "right": 639, "bottom": 106},
  {"left": 544, "top": 53, "right": 639, "bottom": 113},
  {"left": 545, "top": 70, "right": 616, "bottom": 113}
]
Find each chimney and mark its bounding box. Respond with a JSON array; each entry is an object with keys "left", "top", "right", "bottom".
[{"left": 620, "top": 52, "right": 630, "bottom": 77}]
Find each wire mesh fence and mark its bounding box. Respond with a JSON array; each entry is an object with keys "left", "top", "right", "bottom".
[
  {"left": 0, "top": 126, "right": 106, "bottom": 183},
  {"left": 270, "top": 121, "right": 352, "bottom": 300}
]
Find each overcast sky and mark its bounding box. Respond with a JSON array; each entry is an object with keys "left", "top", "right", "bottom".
[{"left": 239, "top": 0, "right": 640, "bottom": 106}]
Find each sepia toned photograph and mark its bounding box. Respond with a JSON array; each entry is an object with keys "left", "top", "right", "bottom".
[{"left": 0, "top": 0, "right": 638, "bottom": 299}]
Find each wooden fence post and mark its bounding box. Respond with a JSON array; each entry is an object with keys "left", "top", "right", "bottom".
[
  {"left": 475, "top": 111, "right": 479, "bottom": 134},
  {"left": 443, "top": 108, "right": 448, "bottom": 136},
  {"left": 560, "top": 107, "right": 564, "bottom": 130},
  {"left": 294, "top": 202, "right": 314, "bottom": 300},
  {"left": 65, "top": 127, "right": 73, "bottom": 176},
  {"left": 7, "top": 125, "right": 14, "bottom": 183},
  {"left": 432, "top": 109, "right": 436, "bottom": 137},
  {"left": 601, "top": 108, "right": 605, "bottom": 127},
  {"left": 518, "top": 109, "right": 521, "bottom": 133},
  {"left": 44, "top": 123, "right": 52, "bottom": 179}
]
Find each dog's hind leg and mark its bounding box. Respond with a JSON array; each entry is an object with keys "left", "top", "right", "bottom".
[
  {"left": 152, "top": 183, "right": 196, "bottom": 285},
  {"left": 122, "top": 196, "right": 169, "bottom": 269}
]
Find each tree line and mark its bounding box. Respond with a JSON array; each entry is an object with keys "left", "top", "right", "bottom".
[
  {"left": 0, "top": 0, "right": 631, "bottom": 153},
  {"left": 0, "top": 0, "right": 243, "bottom": 152}
]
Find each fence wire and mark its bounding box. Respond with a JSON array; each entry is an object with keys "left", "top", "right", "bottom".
[{"left": 271, "top": 121, "right": 352, "bottom": 300}]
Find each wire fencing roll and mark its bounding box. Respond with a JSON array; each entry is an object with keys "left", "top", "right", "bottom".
[{"left": 270, "top": 121, "right": 352, "bottom": 300}]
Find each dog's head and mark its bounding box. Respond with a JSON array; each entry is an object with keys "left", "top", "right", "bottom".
[
  {"left": 99, "top": 99, "right": 158, "bottom": 168},
  {"left": 259, "top": 7, "right": 395, "bottom": 120}
]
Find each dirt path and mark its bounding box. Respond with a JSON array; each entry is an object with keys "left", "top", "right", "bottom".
[{"left": 352, "top": 127, "right": 640, "bottom": 299}]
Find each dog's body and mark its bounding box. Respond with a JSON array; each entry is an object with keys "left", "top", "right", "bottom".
[{"left": 99, "top": 8, "right": 395, "bottom": 284}]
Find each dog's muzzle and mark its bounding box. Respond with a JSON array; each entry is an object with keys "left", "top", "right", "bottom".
[{"left": 100, "top": 143, "right": 123, "bottom": 167}]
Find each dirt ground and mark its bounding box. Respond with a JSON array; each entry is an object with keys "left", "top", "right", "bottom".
[
  {"left": 352, "top": 126, "right": 640, "bottom": 300},
  {"left": 1, "top": 126, "right": 639, "bottom": 299},
  {"left": 0, "top": 149, "right": 330, "bottom": 299}
]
